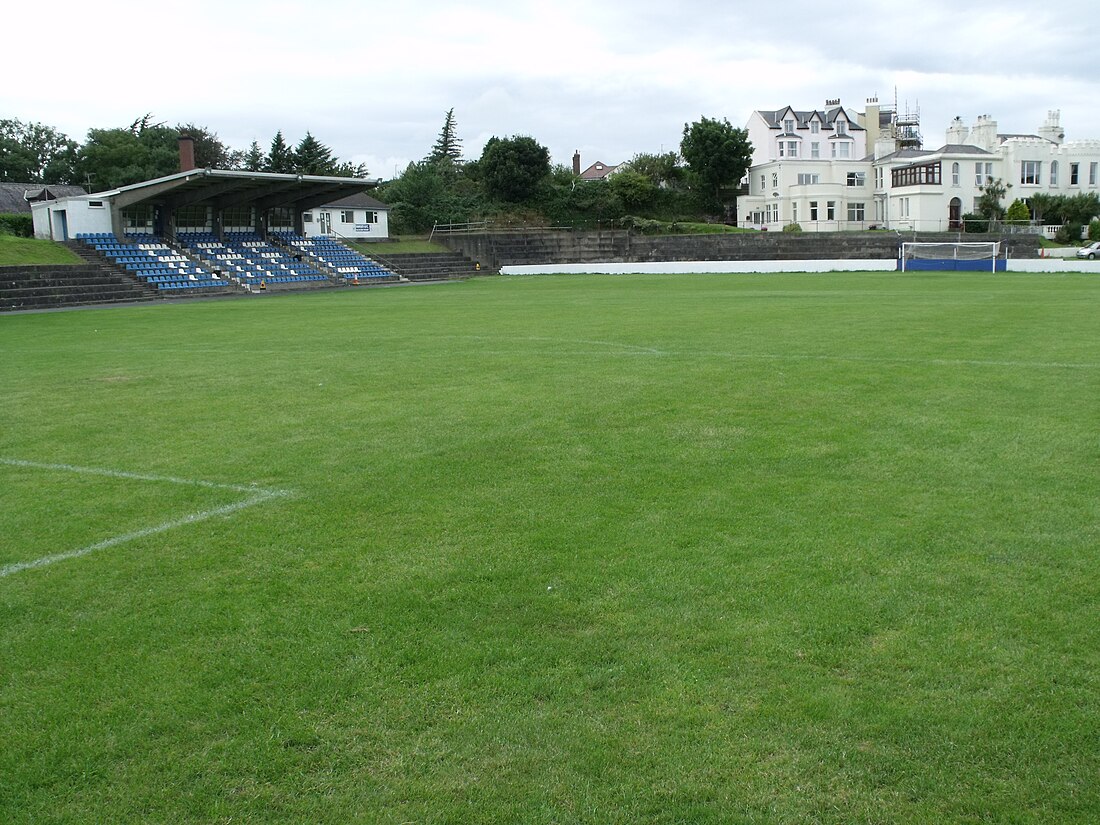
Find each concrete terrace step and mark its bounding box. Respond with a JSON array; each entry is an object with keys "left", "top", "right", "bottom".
[
  {"left": 441, "top": 230, "right": 1046, "bottom": 271},
  {"left": 371, "top": 251, "right": 486, "bottom": 280},
  {"left": 0, "top": 260, "right": 162, "bottom": 311}
]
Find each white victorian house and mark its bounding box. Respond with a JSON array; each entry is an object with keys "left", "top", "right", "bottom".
[{"left": 738, "top": 99, "right": 1100, "bottom": 233}]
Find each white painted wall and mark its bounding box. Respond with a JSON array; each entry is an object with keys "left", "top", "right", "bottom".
[
  {"left": 31, "top": 197, "right": 112, "bottom": 240},
  {"left": 501, "top": 259, "right": 1099, "bottom": 275},
  {"left": 501, "top": 260, "right": 899, "bottom": 275},
  {"left": 746, "top": 107, "right": 1100, "bottom": 234},
  {"left": 302, "top": 206, "right": 389, "bottom": 240}
]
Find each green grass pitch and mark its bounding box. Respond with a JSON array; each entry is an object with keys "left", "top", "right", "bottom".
[{"left": 1, "top": 272, "right": 1098, "bottom": 823}]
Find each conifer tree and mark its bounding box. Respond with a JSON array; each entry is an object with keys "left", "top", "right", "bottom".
[
  {"left": 243, "top": 141, "right": 266, "bottom": 172},
  {"left": 266, "top": 131, "right": 294, "bottom": 173},
  {"left": 293, "top": 132, "right": 337, "bottom": 175},
  {"left": 428, "top": 108, "right": 463, "bottom": 165}
]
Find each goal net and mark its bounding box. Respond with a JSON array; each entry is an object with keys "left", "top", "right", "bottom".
[{"left": 900, "top": 242, "right": 1003, "bottom": 272}]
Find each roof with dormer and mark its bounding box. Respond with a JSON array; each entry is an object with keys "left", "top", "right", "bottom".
[
  {"left": 579, "top": 161, "right": 620, "bottom": 181},
  {"left": 0, "top": 183, "right": 87, "bottom": 213},
  {"left": 757, "top": 105, "right": 865, "bottom": 133}
]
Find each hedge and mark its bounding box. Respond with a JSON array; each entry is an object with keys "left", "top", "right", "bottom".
[{"left": 0, "top": 214, "right": 34, "bottom": 237}]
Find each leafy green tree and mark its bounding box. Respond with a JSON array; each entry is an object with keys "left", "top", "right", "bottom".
[
  {"left": 293, "top": 132, "right": 337, "bottom": 175},
  {"left": 75, "top": 117, "right": 178, "bottom": 189},
  {"left": 1061, "top": 192, "right": 1100, "bottom": 226},
  {"left": 609, "top": 167, "right": 656, "bottom": 209},
  {"left": 379, "top": 159, "right": 488, "bottom": 232},
  {"left": 479, "top": 135, "right": 550, "bottom": 202},
  {"left": 0, "top": 119, "right": 79, "bottom": 184},
  {"left": 0, "top": 135, "right": 37, "bottom": 182},
  {"left": 1025, "top": 192, "right": 1056, "bottom": 224},
  {"left": 427, "top": 108, "right": 463, "bottom": 166},
  {"left": 623, "top": 151, "right": 683, "bottom": 188},
  {"left": 266, "top": 131, "right": 294, "bottom": 173},
  {"left": 1005, "top": 198, "right": 1030, "bottom": 225},
  {"left": 680, "top": 116, "right": 753, "bottom": 210},
  {"left": 177, "top": 122, "right": 237, "bottom": 169},
  {"left": 976, "top": 178, "right": 1008, "bottom": 223}
]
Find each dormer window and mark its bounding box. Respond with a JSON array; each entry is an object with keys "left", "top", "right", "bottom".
[
  {"left": 784, "top": 118, "right": 795, "bottom": 133},
  {"left": 810, "top": 121, "right": 820, "bottom": 134},
  {"left": 836, "top": 119, "right": 848, "bottom": 136}
]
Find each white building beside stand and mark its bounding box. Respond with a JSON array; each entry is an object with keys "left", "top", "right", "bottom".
[
  {"left": 301, "top": 192, "right": 390, "bottom": 241},
  {"left": 739, "top": 100, "right": 1100, "bottom": 233}
]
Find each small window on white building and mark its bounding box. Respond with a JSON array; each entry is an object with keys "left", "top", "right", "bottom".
[
  {"left": 810, "top": 121, "right": 820, "bottom": 135},
  {"left": 792, "top": 202, "right": 798, "bottom": 223},
  {"left": 341, "top": 210, "right": 356, "bottom": 223},
  {"left": 787, "top": 141, "right": 798, "bottom": 158},
  {"left": 1050, "top": 160, "right": 1058, "bottom": 185},
  {"left": 363, "top": 211, "right": 378, "bottom": 223},
  {"left": 771, "top": 173, "right": 779, "bottom": 188},
  {"left": 784, "top": 118, "right": 795, "bottom": 133},
  {"left": 303, "top": 213, "right": 313, "bottom": 222},
  {"left": 1020, "top": 160, "right": 1040, "bottom": 185},
  {"left": 760, "top": 175, "right": 766, "bottom": 190},
  {"left": 846, "top": 172, "right": 865, "bottom": 187},
  {"left": 848, "top": 202, "right": 865, "bottom": 222},
  {"left": 826, "top": 201, "right": 836, "bottom": 220},
  {"left": 951, "top": 162, "right": 960, "bottom": 186},
  {"left": 811, "top": 142, "right": 820, "bottom": 159},
  {"left": 797, "top": 173, "right": 820, "bottom": 185},
  {"left": 836, "top": 119, "right": 848, "bottom": 136},
  {"left": 809, "top": 201, "right": 819, "bottom": 221},
  {"left": 1070, "top": 163, "right": 1079, "bottom": 185},
  {"left": 88, "top": 200, "right": 104, "bottom": 208},
  {"left": 975, "top": 163, "right": 984, "bottom": 186},
  {"left": 1091, "top": 162, "right": 1098, "bottom": 185}
]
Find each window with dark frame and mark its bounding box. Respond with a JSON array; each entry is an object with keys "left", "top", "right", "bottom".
[{"left": 892, "top": 162, "right": 942, "bottom": 188}]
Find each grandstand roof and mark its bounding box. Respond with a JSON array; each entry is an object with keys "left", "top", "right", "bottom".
[
  {"left": 91, "top": 168, "right": 383, "bottom": 212},
  {"left": 318, "top": 192, "right": 389, "bottom": 209}
]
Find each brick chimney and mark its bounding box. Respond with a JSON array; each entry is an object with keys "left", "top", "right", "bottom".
[
  {"left": 178, "top": 134, "right": 196, "bottom": 172},
  {"left": 573, "top": 150, "right": 581, "bottom": 176}
]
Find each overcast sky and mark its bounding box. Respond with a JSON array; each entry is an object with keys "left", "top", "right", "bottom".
[{"left": 6, "top": 0, "right": 1097, "bottom": 179}]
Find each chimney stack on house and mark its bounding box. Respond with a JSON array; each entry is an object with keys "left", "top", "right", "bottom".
[
  {"left": 945, "top": 116, "right": 968, "bottom": 146},
  {"left": 573, "top": 150, "right": 581, "bottom": 176},
  {"left": 1038, "top": 110, "right": 1065, "bottom": 144},
  {"left": 178, "top": 134, "right": 196, "bottom": 172},
  {"left": 970, "top": 115, "right": 999, "bottom": 152}
]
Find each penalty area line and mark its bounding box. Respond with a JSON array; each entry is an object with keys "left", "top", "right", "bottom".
[{"left": 0, "top": 458, "right": 292, "bottom": 578}]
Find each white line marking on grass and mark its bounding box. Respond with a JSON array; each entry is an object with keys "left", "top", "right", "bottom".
[{"left": 0, "top": 459, "right": 292, "bottom": 578}]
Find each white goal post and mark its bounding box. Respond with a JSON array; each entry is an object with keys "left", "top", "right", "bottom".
[{"left": 900, "top": 241, "right": 1002, "bottom": 272}]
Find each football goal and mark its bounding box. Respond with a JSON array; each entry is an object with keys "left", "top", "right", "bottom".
[{"left": 900, "top": 241, "right": 1004, "bottom": 272}]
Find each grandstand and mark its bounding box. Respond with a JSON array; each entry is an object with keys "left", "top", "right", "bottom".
[
  {"left": 177, "top": 232, "right": 329, "bottom": 289},
  {"left": 76, "top": 233, "right": 230, "bottom": 293},
  {"left": 72, "top": 231, "right": 399, "bottom": 295},
  {"left": 271, "top": 231, "right": 400, "bottom": 284}
]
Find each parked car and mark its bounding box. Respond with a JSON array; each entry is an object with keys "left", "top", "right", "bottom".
[{"left": 1076, "top": 241, "right": 1100, "bottom": 259}]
